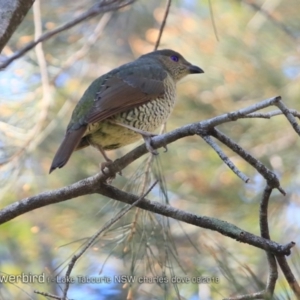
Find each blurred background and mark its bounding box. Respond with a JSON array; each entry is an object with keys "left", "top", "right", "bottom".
[{"left": 0, "top": 0, "right": 300, "bottom": 299}]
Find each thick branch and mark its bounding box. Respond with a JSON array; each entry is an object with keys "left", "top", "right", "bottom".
[
  {"left": 97, "top": 184, "right": 292, "bottom": 256},
  {"left": 0, "top": 175, "right": 293, "bottom": 256},
  {"left": 0, "top": 0, "right": 34, "bottom": 52}
]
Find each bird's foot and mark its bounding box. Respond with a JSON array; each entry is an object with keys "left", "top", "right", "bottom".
[
  {"left": 96, "top": 144, "right": 122, "bottom": 178},
  {"left": 163, "top": 144, "right": 168, "bottom": 152},
  {"left": 141, "top": 131, "right": 168, "bottom": 154},
  {"left": 100, "top": 159, "right": 113, "bottom": 174},
  {"left": 100, "top": 160, "right": 115, "bottom": 183},
  {"left": 99, "top": 161, "right": 121, "bottom": 184},
  {"left": 143, "top": 135, "right": 159, "bottom": 155},
  {"left": 100, "top": 160, "right": 122, "bottom": 178}
]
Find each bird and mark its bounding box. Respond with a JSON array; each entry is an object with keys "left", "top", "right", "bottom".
[{"left": 49, "top": 49, "right": 204, "bottom": 173}]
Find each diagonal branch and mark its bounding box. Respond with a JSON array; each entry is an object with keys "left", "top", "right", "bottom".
[
  {"left": 243, "top": 0, "right": 298, "bottom": 40},
  {"left": 210, "top": 128, "right": 285, "bottom": 195},
  {"left": 0, "top": 173, "right": 294, "bottom": 256},
  {"left": 200, "top": 134, "right": 249, "bottom": 183},
  {"left": 276, "top": 256, "right": 300, "bottom": 299},
  {"left": 0, "top": 0, "right": 136, "bottom": 69},
  {"left": 275, "top": 99, "right": 300, "bottom": 136}
]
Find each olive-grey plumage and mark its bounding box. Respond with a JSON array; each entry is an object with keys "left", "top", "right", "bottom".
[{"left": 49, "top": 49, "right": 204, "bottom": 173}]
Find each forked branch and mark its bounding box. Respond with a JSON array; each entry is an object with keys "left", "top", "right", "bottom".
[{"left": 1, "top": 96, "right": 300, "bottom": 299}]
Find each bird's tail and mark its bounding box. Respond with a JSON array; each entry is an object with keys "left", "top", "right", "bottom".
[{"left": 49, "top": 126, "right": 87, "bottom": 173}]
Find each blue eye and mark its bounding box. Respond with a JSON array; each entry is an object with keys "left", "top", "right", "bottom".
[{"left": 170, "top": 55, "right": 179, "bottom": 62}]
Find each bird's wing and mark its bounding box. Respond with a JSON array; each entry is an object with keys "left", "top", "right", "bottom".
[{"left": 86, "top": 71, "right": 167, "bottom": 124}]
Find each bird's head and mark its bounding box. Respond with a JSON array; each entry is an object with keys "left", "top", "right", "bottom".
[{"left": 141, "top": 49, "right": 204, "bottom": 81}]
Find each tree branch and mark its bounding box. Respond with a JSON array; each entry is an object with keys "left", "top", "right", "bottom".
[
  {"left": 276, "top": 255, "right": 300, "bottom": 299},
  {"left": 225, "top": 185, "right": 279, "bottom": 299},
  {"left": 0, "top": 173, "right": 293, "bottom": 256},
  {"left": 0, "top": 96, "right": 298, "bottom": 258},
  {"left": 0, "top": 0, "right": 34, "bottom": 52},
  {"left": 259, "top": 185, "right": 278, "bottom": 297},
  {"left": 0, "top": 0, "right": 136, "bottom": 69},
  {"left": 210, "top": 128, "right": 285, "bottom": 194},
  {"left": 154, "top": 0, "right": 172, "bottom": 50},
  {"left": 243, "top": 0, "right": 298, "bottom": 40},
  {"left": 200, "top": 134, "right": 250, "bottom": 183}
]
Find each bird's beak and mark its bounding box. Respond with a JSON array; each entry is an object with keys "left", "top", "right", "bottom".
[{"left": 188, "top": 65, "right": 204, "bottom": 74}]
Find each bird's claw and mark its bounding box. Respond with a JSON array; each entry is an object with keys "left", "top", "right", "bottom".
[
  {"left": 143, "top": 136, "right": 159, "bottom": 155},
  {"left": 100, "top": 160, "right": 112, "bottom": 173},
  {"left": 99, "top": 160, "right": 122, "bottom": 182}
]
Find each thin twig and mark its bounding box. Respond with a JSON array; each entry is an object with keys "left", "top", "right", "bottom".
[
  {"left": 62, "top": 180, "right": 158, "bottom": 299},
  {"left": 257, "top": 185, "right": 277, "bottom": 298},
  {"left": 154, "top": 0, "right": 172, "bottom": 50},
  {"left": 51, "top": 12, "right": 113, "bottom": 84},
  {"left": 34, "top": 290, "right": 65, "bottom": 300},
  {"left": 241, "top": 109, "right": 300, "bottom": 119},
  {"left": 225, "top": 183, "right": 295, "bottom": 300},
  {"left": 125, "top": 155, "right": 153, "bottom": 251},
  {"left": 0, "top": 0, "right": 135, "bottom": 69},
  {"left": 275, "top": 100, "right": 300, "bottom": 136},
  {"left": 223, "top": 291, "right": 267, "bottom": 300},
  {"left": 243, "top": 0, "right": 298, "bottom": 40},
  {"left": 0, "top": 271, "right": 35, "bottom": 300},
  {"left": 29, "top": 0, "right": 52, "bottom": 152},
  {"left": 208, "top": 0, "right": 219, "bottom": 41},
  {"left": 201, "top": 134, "right": 250, "bottom": 183},
  {"left": 276, "top": 255, "right": 300, "bottom": 299},
  {"left": 210, "top": 128, "right": 286, "bottom": 195},
  {"left": 202, "top": 96, "right": 282, "bottom": 128},
  {"left": 260, "top": 185, "right": 272, "bottom": 240}
]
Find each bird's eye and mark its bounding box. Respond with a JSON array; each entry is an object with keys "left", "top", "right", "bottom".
[{"left": 170, "top": 55, "right": 179, "bottom": 62}]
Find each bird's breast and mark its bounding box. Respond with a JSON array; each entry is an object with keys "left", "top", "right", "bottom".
[{"left": 117, "top": 77, "right": 176, "bottom": 132}]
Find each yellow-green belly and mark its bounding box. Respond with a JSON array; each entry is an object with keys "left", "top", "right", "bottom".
[
  {"left": 87, "top": 121, "right": 142, "bottom": 150},
  {"left": 84, "top": 93, "right": 176, "bottom": 150}
]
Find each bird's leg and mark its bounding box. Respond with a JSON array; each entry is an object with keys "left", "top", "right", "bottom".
[
  {"left": 95, "top": 144, "right": 112, "bottom": 171},
  {"left": 111, "top": 121, "right": 159, "bottom": 155},
  {"left": 159, "top": 123, "right": 168, "bottom": 153},
  {"left": 95, "top": 144, "right": 122, "bottom": 176}
]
